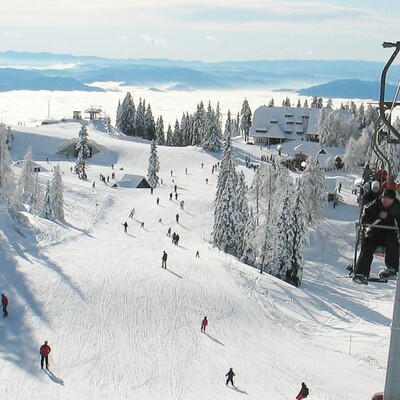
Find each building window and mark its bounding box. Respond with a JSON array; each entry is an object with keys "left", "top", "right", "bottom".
[
  {"left": 285, "top": 130, "right": 292, "bottom": 135},
  {"left": 287, "top": 121, "right": 294, "bottom": 125},
  {"left": 295, "top": 121, "right": 303, "bottom": 125},
  {"left": 255, "top": 129, "right": 268, "bottom": 133},
  {"left": 285, "top": 114, "right": 293, "bottom": 118},
  {"left": 270, "top": 120, "right": 278, "bottom": 124},
  {"left": 302, "top": 116, "right": 309, "bottom": 119},
  {"left": 297, "top": 131, "right": 303, "bottom": 135}
]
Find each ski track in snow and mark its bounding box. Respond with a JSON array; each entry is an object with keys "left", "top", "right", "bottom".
[{"left": 0, "top": 122, "right": 395, "bottom": 399}]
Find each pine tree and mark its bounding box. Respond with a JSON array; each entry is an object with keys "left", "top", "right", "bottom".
[
  {"left": 240, "top": 98, "right": 252, "bottom": 142},
  {"left": 116, "top": 99, "right": 122, "bottom": 128},
  {"left": 117, "top": 92, "right": 136, "bottom": 135},
  {"left": 155, "top": 116, "right": 165, "bottom": 145},
  {"left": 18, "top": 147, "right": 35, "bottom": 203},
  {"left": 236, "top": 171, "right": 249, "bottom": 256},
  {"left": 326, "top": 98, "right": 334, "bottom": 110},
  {"left": 50, "top": 164, "right": 65, "bottom": 222},
  {"left": 192, "top": 101, "right": 206, "bottom": 145},
  {"left": 202, "top": 102, "right": 221, "bottom": 151},
  {"left": 311, "top": 96, "right": 318, "bottom": 108},
  {"left": 224, "top": 109, "right": 233, "bottom": 139},
  {"left": 241, "top": 207, "right": 257, "bottom": 266},
  {"left": 135, "top": 98, "right": 146, "bottom": 137},
  {"left": 213, "top": 137, "right": 241, "bottom": 256},
  {"left": 144, "top": 104, "right": 156, "bottom": 141},
  {"left": 300, "top": 159, "right": 326, "bottom": 226},
  {"left": 303, "top": 99, "right": 309, "bottom": 108},
  {"left": 165, "top": 124, "right": 173, "bottom": 146},
  {"left": 31, "top": 173, "right": 43, "bottom": 215},
  {"left": 75, "top": 125, "right": 90, "bottom": 180},
  {"left": 0, "top": 128, "right": 16, "bottom": 205},
  {"left": 268, "top": 98, "right": 275, "bottom": 107},
  {"left": 297, "top": 99, "right": 301, "bottom": 108},
  {"left": 173, "top": 119, "right": 183, "bottom": 146},
  {"left": 147, "top": 140, "right": 160, "bottom": 188},
  {"left": 42, "top": 181, "right": 52, "bottom": 219}
]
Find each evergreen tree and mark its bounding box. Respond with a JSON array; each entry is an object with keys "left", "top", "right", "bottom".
[
  {"left": 50, "top": 164, "right": 65, "bottom": 222},
  {"left": 213, "top": 137, "right": 240, "bottom": 256},
  {"left": 147, "top": 140, "right": 160, "bottom": 188},
  {"left": 165, "top": 124, "right": 173, "bottom": 146},
  {"left": 116, "top": 99, "right": 122, "bottom": 128},
  {"left": 300, "top": 159, "right": 326, "bottom": 226},
  {"left": 155, "top": 116, "right": 165, "bottom": 145},
  {"left": 18, "top": 147, "right": 35, "bottom": 203},
  {"left": 236, "top": 171, "right": 249, "bottom": 256},
  {"left": 181, "top": 112, "right": 192, "bottom": 146},
  {"left": 268, "top": 98, "right": 275, "bottom": 107},
  {"left": 303, "top": 99, "right": 309, "bottom": 108},
  {"left": 297, "top": 99, "right": 301, "bottom": 108},
  {"left": 215, "top": 102, "right": 222, "bottom": 133},
  {"left": 326, "top": 98, "right": 334, "bottom": 110},
  {"left": 224, "top": 110, "right": 233, "bottom": 139},
  {"left": 117, "top": 92, "right": 136, "bottom": 135},
  {"left": 31, "top": 173, "right": 43, "bottom": 215},
  {"left": 144, "top": 104, "right": 156, "bottom": 141},
  {"left": 317, "top": 97, "right": 323, "bottom": 108},
  {"left": 173, "top": 119, "right": 183, "bottom": 146},
  {"left": 42, "top": 181, "right": 52, "bottom": 219},
  {"left": 311, "top": 96, "right": 318, "bottom": 108},
  {"left": 192, "top": 101, "right": 206, "bottom": 145},
  {"left": 203, "top": 102, "right": 221, "bottom": 151},
  {"left": 75, "top": 125, "right": 90, "bottom": 180},
  {"left": 240, "top": 98, "right": 252, "bottom": 142},
  {"left": 135, "top": 98, "right": 146, "bottom": 137},
  {"left": 241, "top": 207, "right": 257, "bottom": 266},
  {"left": 0, "top": 128, "right": 16, "bottom": 205}
]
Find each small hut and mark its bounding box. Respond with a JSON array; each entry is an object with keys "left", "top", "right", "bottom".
[{"left": 112, "top": 174, "right": 151, "bottom": 189}]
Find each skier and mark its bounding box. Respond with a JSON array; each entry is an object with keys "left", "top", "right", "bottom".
[
  {"left": 201, "top": 316, "right": 208, "bottom": 332},
  {"left": 92, "top": 181, "right": 95, "bottom": 188},
  {"left": 176, "top": 213, "right": 179, "bottom": 223},
  {"left": 296, "top": 382, "right": 309, "bottom": 399},
  {"left": 175, "top": 193, "right": 178, "bottom": 200},
  {"left": 172, "top": 232, "right": 177, "bottom": 244},
  {"left": 185, "top": 168, "right": 187, "bottom": 174},
  {"left": 174, "top": 185, "right": 177, "bottom": 193},
  {"left": 150, "top": 187, "right": 154, "bottom": 195},
  {"left": 175, "top": 234, "right": 180, "bottom": 246},
  {"left": 140, "top": 221, "right": 145, "bottom": 229},
  {"left": 171, "top": 170, "right": 173, "bottom": 177},
  {"left": 167, "top": 227, "right": 171, "bottom": 237},
  {"left": 353, "top": 189, "right": 400, "bottom": 283},
  {"left": 1, "top": 294, "right": 8, "bottom": 317},
  {"left": 338, "top": 182, "right": 342, "bottom": 193},
  {"left": 195, "top": 250, "right": 200, "bottom": 258},
  {"left": 169, "top": 193, "right": 173, "bottom": 201},
  {"left": 201, "top": 163, "right": 204, "bottom": 169},
  {"left": 40, "top": 341, "right": 51, "bottom": 370},
  {"left": 122, "top": 221, "right": 128, "bottom": 233},
  {"left": 162, "top": 251, "right": 168, "bottom": 269},
  {"left": 157, "top": 197, "right": 160, "bottom": 205},
  {"left": 180, "top": 200, "right": 185, "bottom": 210},
  {"left": 129, "top": 208, "right": 135, "bottom": 218},
  {"left": 225, "top": 368, "right": 235, "bottom": 386},
  {"left": 362, "top": 181, "right": 380, "bottom": 205},
  {"left": 206, "top": 178, "right": 209, "bottom": 185}
]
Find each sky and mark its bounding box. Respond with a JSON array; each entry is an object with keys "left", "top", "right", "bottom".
[{"left": 0, "top": 0, "right": 399, "bottom": 62}]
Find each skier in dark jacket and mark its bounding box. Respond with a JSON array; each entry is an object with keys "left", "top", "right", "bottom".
[
  {"left": 40, "top": 341, "right": 51, "bottom": 370},
  {"left": 122, "top": 221, "right": 128, "bottom": 233},
  {"left": 362, "top": 181, "right": 381, "bottom": 205},
  {"left": 162, "top": 251, "right": 168, "bottom": 269},
  {"left": 296, "top": 382, "right": 309, "bottom": 399},
  {"left": 201, "top": 316, "right": 208, "bottom": 332},
  {"left": 354, "top": 189, "right": 400, "bottom": 282},
  {"left": 225, "top": 368, "right": 235, "bottom": 386},
  {"left": 1, "top": 294, "right": 8, "bottom": 317}
]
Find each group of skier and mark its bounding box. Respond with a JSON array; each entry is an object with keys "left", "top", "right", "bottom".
[{"left": 352, "top": 165, "right": 400, "bottom": 283}]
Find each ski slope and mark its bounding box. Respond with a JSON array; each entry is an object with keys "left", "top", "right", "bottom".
[{"left": 0, "top": 122, "right": 395, "bottom": 400}]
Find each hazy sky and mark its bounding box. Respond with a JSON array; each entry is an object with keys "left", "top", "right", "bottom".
[{"left": 0, "top": 0, "right": 399, "bottom": 62}]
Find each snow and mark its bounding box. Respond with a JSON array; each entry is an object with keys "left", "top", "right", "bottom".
[{"left": 0, "top": 119, "right": 395, "bottom": 399}]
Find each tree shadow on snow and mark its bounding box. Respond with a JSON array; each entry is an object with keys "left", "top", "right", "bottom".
[{"left": 204, "top": 332, "right": 225, "bottom": 346}]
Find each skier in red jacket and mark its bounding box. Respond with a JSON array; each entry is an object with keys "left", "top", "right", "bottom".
[
  {"left": 40, "top": 341, "right": 51, "bottom": 370},
  {"left": 201, "top": 316, "right": 208, "bottom": 332},
  {"left": 1, "top": 294, "right": 8, "bottom": 317}
]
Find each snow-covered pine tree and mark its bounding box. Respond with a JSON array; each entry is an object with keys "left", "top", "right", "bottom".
[
  {"left": 50, "top": 164, "right": 65, "bottom": 222},
  {"left": 147, "top": 140, "right": 160, "bottom": 188},
  {"left": 42, "top": 181, "right": 52, "bottom": 219},
  {"left": 241, "top": 206, "right": 257, "bottom": 266},
  {"left": 317, "top": 97, "right": 323, "bottom": 108},
  {"left": 235, "top": 171, "right": 249, "bottom": 256},
  {"left": 215, "top": 102, "right": 222, "bottom": 133},
  {"left": 135, "top": 98, "right": 146, "bottom": 137},
  {"left": 213, "top": 136, "right": 241, "bottom": 256},
  {"left": 268, "top": 98, "right": 275, "bottom": 107},
  {"left": 144, "top": 104, "right": 156, "bottom": 141},
  {"left": 192, "top": 101, "right": 206, "bottom": 145},
  {"left": 326, "top": 98, "right": 334, "bottom": 110},
  {"left": 240, "top": 98, "right": 252, "bottom": 142},
  {"left": 303, "top": 99, "right": 309, "bottom": 108},
  {"left": 224, "top": 109, "right": 233, "bottom": 139},
  {"left": 155, "top": 116, "right": 165, "bottom": 145},
  {"left": 297, "top": 99, "right": 301, "bottom": 108},
  {"left": 286, "top": 179, "right": 308, "bottom": 286},
  {"left": 300, "top": 159, "right": 326, "bottom": 226},
  {"left": 234, "top": 112, "right": 240, "bottom": 137},
  {"left": 30, "top": 172, "right": 43, "bottom": 215},
  {"left": 0, "top": 128, "right": 16, "bottom": 205},
  {"left": 173, "top": 119, "right": 183, "bottom": 146},
  {"left": 18, "top": 147, "right": 35, "bottom": 203},
  {"left": 75, "top": 125, "right": 91, "bottom": 180},
  {"left": 311, "top": 96, "right": 318, "bottom": 108},
  {"left": 117, "top": 92, "right": 136, "bottom": 135},
  {"left": 267, "top": 188, "right": 294, "bottom": 279},
  {"left": 165, "top": 124, "right": 173, "bottom": 146},
  {"left": 202, "top": 102, "right": 221, "bottom": 151},
  {"left": 116, "top": 99, "right": 122, "bottom": 128}
]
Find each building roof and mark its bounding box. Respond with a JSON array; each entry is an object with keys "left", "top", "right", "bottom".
[
  {"left": 113, "top": 174, "right": 150, "bottom": 189},
  {"left": 56, "top": 138, "right": 105, "bottom": 155}
]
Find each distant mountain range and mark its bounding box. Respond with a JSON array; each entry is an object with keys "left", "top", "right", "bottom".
[{"left": 0, "top": 50, "right": 399, "bottom": 99}]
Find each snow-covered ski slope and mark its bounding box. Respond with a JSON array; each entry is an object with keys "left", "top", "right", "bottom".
[{"left": 0, "top": 122, "right": 395, "bottom": 400}]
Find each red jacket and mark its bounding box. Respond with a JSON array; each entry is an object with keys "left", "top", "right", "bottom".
[
  {"left": 202, "top": 318, "right": 208, "bottom": 327},
  {"left": 1, "top": 296, "right": 8, "bottom": 307},
  {"left": 40, "top": 344, "right": 51, "bottom": 356}
]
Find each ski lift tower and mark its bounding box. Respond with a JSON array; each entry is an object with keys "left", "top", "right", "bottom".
[{"left": 379, "top": 40, "right": 400, "bottom": 400}]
